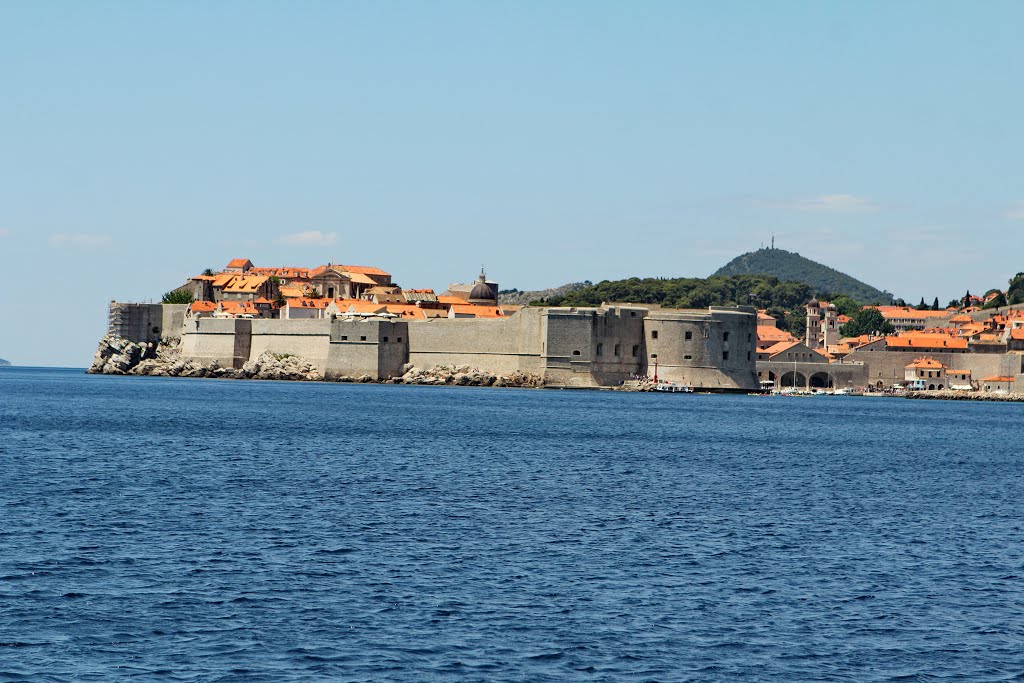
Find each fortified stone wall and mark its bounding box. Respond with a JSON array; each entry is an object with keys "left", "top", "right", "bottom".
[
  {"left": 407, "top": 308, "right": 545, "bottom": 376},
  {"left": 249, "top": 319, "right": 332, "bottom": 372},
  {"left": 644, "top": 306, "right": 759, "bottom": 390},
  {"left": 325, "top": 319, "right": 409, "bottom": 380},
  {"left": 108, "top": 303, "right": 164, "bottom": 343},
  {"left": 845, "top": 348, "right": 1024, "bottom": 388},
  {"left": 541, "top": 307, "right": 647, "bottom": 387},
  {"left": 180, "top": 318, "right": 253, "bottom": 368}
]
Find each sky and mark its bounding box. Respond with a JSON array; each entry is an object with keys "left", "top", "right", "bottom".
[{"left": 1, "top": 1, "right": 1023, "bottom": 366}]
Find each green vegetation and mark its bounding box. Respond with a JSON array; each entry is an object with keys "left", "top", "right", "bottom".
[
  {"left": 839, "top": 308, "right": 894, "bottom": 338},
  {"left": 540, "top": 274, "right": 814, "bottom": 311},
  {"left": 713, "top": 248, "right": 894, "bottom": 304},
  {"left": 1008, "top": 273, "right": 1024, "bottom": 305},
  {"left": 983, "top": 292, "right": 1007, "bottom": 309},
  {"left": 161, "top": 289, "right": 194, "bottom": 304},
  {"left": 201, "top": 268, "right": 215, "bottom": 276}
]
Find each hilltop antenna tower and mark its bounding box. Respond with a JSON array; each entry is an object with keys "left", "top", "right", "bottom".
[{"left": 771, "top": 234, "right": 775, "bottom": 250}]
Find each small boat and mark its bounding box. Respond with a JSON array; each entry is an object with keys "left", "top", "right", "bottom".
[{"left": 654, "top": 381, "right": 694, "bottom": 393}]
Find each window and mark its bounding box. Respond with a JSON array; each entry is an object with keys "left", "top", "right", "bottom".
[
  {"left": 572, "top": 350, "right": 581, "bottom": 356},
  {"left": 747, "top": 351, "right": 751, "bottom": 361},
  {"left": 383, "top": 336, "right": 389, "bottom": 342},
  {"left": 596, "top": 343, "right": 603, "bottom": 356},
  {"left": 685, "top": 331, "right": 692, "bottom": 340},
  {"left": 630, "top": 311, "right": 636, "bottom": 317},
  {"left": 614, "top": 344, "right": 621, "bottom": 356},
  {"left": 651, "top": 330, "right": 658, "bottom": 339},
  {"left": 651, "top": 353, "right": 658, "bottom": 359},
  {"left": 724, "top": 331, "right": 730, "bottom": 342},
  {"left": 723, "top": 351, "right": 729, "bottom": 360},
  {"left": 360, "top": 336, "right": 367, "bottom": 341},
  {"left": 747, "top": 333, "right": 752, "bottom": 342},
  {"left": 397, "top": 337, "right": 403, "bottom": 342},
  {"left": 684, "top": 354, "right": 692, "bottom": 360},
  {"left": 341, "top": 335, "right": 348, "bottom": 340},
  {"left": 632, "top": 345, "right": 639, "bottom": 357}
]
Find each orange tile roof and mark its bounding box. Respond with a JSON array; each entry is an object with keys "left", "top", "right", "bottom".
[
  {"left": 886, "top": 334, "right": 968, "bottom": 350},
  {"left": 222, "top": 275, "right": 269, "bottom": 293},
  {"left": 226, "top": 258, "right": 251, "bottom": 268},
  {"left": 872, "top": 306, "right": 952, "bottom": 319},
  {"left": 757, "top": 326, "right": 796, "bottom": 342},
  {"left": 437, "top": 295, "right": 468, "bottom": 305},
  {"left": 289, "top": 297, "right": 333, "bottom": 309},
  {"left": 906, "top": 357, "right": 945, "bottom": 369},
  {"left": 763, "top": 341, "right": 801, "bottom": 356},
  {"left": 450, "top": 304, "right": 505, "bottom": 318},
  {"left": 190, "top": 301, "right": 217, "bottom": 312},
  {"left": 341, "top": 265, "right": 390, "bottom": 276},
  {"left": 212, "top": 273, "right": 236, "bottom": 288},
  {"left": 980, "top": 376, "right": 1015, "bottom": 383}
]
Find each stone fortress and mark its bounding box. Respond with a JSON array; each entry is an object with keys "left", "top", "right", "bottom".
[{"left": 106, "top": 300, "right": 762, "bottom": 390}]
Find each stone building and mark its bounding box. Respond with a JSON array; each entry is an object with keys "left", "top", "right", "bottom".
[{"left": 805, "top": 299, "right": 839, "bottom": 350}]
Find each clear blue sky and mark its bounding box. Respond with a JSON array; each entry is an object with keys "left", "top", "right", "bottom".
[{"left": 2, "top": 1, "right": 1022, "bottom": 366}]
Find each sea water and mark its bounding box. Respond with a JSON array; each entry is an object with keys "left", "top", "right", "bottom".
[{"left": 2, "top": 367, "right": 1023, "bottom": 681}]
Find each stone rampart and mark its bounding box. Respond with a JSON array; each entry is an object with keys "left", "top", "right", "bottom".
[
  {"left": 845, "top": 348, "right": 1024, "bottom": 388},
  {"left": 407, "top": 308, "right": 545, "bottom": 377},
  {"left": 643, "top": 307, "right": 759, "bottom": 390}
]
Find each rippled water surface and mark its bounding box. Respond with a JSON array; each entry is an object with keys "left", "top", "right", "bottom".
[{"left": 2, "top": 367, "right": 1024, "bottom": 681}]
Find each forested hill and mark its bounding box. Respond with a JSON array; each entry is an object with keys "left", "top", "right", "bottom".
[
  {"left": 0, "top": 358, "right": 11, "bottom": 367},
  {"left": 540, "top": 274, "right": 813, "bottom": 313},
  {"left": 713, "top": 248, "right": 893, "bottom": 304}
]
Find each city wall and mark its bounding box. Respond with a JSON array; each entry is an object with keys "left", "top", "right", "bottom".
[
  {"left": 845, "top": 348, "right": 1024, "bottom": 388},
  {"left": 114, "top": 302, "right": 762, "bottom": 389}
]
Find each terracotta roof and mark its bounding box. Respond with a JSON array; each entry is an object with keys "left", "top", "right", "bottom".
[
  {"left": 226, "top": 258, "right": 252, "bottom": 268},
  {"left": 872, "top": 306, "right": 952, "bottom": 319},
  {"left": 450, "top": 304, "right": 505, "bottom": 318},
  {"left": 980, "top": 376, "right": 1015, "bottom": 383},
  {"left": 288, "top": 297, "right": 333, "bottom": 309},
  {"left": 342, "top": 265, "right": 390, "bottom": 277},
  {"left": 906, "top": 357, "right": 945, "bottom": 369},
  {"left": 757, "top": 326, "right": 796, "bottom": 343},
  {"left": 222, "top": 275, "right": 269, "bottom": 293},
  {"left": 763, "top": 341, "right": 801, "bottom": 356},
  {"left": 886, "top": 334, "right": 968, "bottom": 350},
  {"left": 190, "top": 301, "right": 217, "bottom": 312}
]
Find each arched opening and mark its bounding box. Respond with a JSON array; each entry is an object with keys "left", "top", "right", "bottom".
[
  {"left": 876, "top": 381, "right": 884, "bottom": 389},
  {"left": 938, "top": 384, "right": 943, "bottom": 390},
  {"left": 809, "top": 372, "right": 833, "bottom": 389},
  {"left": 780, "top": 371, "right": 806, "bottom": 388},
  {"left": 928, "top": 384, "right": 935, "bottom": 390}
]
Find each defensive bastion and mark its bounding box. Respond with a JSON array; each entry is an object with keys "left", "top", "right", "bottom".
[{"left": 103, "top": 302, "right": 761, "bottom": 391}]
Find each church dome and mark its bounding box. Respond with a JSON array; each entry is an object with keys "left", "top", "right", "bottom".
[
  {"left": 469, "top": 280, "right": 494, "bottom": 302},
  {"left": 808, "top": 297, "right": 820, "bottom": 308}
]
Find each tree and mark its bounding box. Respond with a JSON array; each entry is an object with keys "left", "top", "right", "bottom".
[
  {"left": 308, "top": 287, "right": 322, "bottom": 298},
  {"left": 947, "top": 299, "right": 961, "bottom": 309},
  {"left": 202, "top": 268, "right": 215, "bottom": 276},
  {"left": 983, "top": 292, "right": 1007, "bottom": 309},
  {"left": 161, "top": 289, "right": 194, "bottom": 304},
  {"left": 963, "top": 290, "right": 973, "bottom": 309},
  {"left": 1008, "top": 273, "right": 1024, "bottom": 305},
  {"left": 829, "top": 295, "right": 861, "bottom": 317},
  {"left": 931, "top": 297, "right": 939, "bottom": 311},
  {"left": 839, "top": 308, "right": 895, "bottom": 338},
  {"left": 914, "top": 297, "right": 929, "bottom": 310}
]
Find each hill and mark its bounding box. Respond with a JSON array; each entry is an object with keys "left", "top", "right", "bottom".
[
  {"left": 713, "top": 248, "right": 893, "bottom": 304},
  {"left": 498, "top": 282, "right": 590, "bottom": 306},
  {"left": 0, "top": 358, "right": 10, "bottom": 367}
]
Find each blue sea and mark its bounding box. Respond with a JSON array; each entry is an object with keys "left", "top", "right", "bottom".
[{"left": 2, "top": 367, "right": 1023, "bottom": 681}]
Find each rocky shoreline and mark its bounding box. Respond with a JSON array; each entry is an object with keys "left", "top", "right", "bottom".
[
  {"left": 904, "top": 390, "right": 1024, "bottom": 403},
  {"left": 88, "top": 335, "right": 543, "bottom": 387}
]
